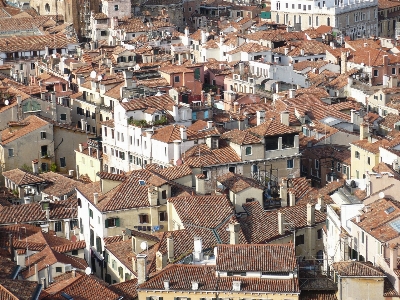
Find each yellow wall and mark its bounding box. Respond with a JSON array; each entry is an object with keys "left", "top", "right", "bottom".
[
  {"left": 350, "top": 144, "right": 379, "bottom": 179},
  {"left": 336, "top": 277, "right": 384, "bottom": 300},
  {"left": 75, "top": 150, "right": 102, "bottom": 182}
]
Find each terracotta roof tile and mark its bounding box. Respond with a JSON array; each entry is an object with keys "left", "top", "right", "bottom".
[
  {"left": 216, "top": 243, "right": 296, "bottom": 272},
  {"left": 2, "top": 169, "right": 46, "bottom": 186},
  {"left": 0, "top": 115, "right": 48, "bottom": 145},
  {"left": 221, "top": 129, "right": 263, "bottom": 145},
  {"left": 217, "top": 172, "right": 264, "bottom": 193},
  {"left": 139, "top": 264, "right": 300, "bottom": 293},
  {"left": 332, "top": 261, "right": 384, "bottom": 277},
  {"left": 248, "top": 119, "right": 299, "bottom": 137},
  {"left": 109, "top": 279, "right": 138, "bottom": 299},
  {"left": 0, "top": 279, "right": 39, "bottom": 300},
  {"left": 168, "top": 195, "right": 235, "bottom": 228}
]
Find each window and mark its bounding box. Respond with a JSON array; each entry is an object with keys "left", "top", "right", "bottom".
[
  {"left": 31, "top": 62, "right": 36, "bottom": 70},
  {"left": 356, "top": 170, "right": 360, "bottom": 179},
  {"left": 118, "top": 266, "right": 123, "bottom": 278},
  {"left": 367, "top": 157, "right": 371, "bottom": 165},
  {"left": 159, "top": 211, "right": 168, "bottom": 222},
  {"left": 89, "top": 209, "right": 93, "bottom": 219},
  {"left": 105, "top": 218, "right": 120, "bottom": 228},
  {"left": 54, "top": 221, "right": 62, "bottom": 232},
  {"left": 60, "top": 114, "right": 66, "bottom": 121},
  {"left": 56, "top": 267, "right": 62, "bottom": 273},
  {"left": 245, "top": 146, "right": 252, "bottom": 155},
  {"left": 72, "top": 249, "right": 78, "bottom": 255},
  {"left": 162, "top": 190, "right": 167, "bottom": 199},
  {"left": 317, "top": 228, "right": 323, "bottom": 239},
  {"left": 285, "top": 3, "right": 288, "bottom": 8},
  {"left": 8, "top": 149, "right": 14, "bottom": 157},
  {"left": 96, "top": 236, "right": 102, "bottom": 252},
  {"left": 374, "top": 69, "right": 378, "bottom": 77},
  {"left": 355, "top": 151, "right": 360, "bottom": 159},
  {"left": 60, "top": 157, "right": 66, "bottom": 168},
  {"left": 41, "top": 131, "right": 46, "bottom": 139},
  {"left": 315, "top": 159, "right": 319, "bottom": 169},
  {"left": 343, "top": 165, "right": 347, "bottom": 175},
  {"left": 112, "top": 259, "right": 117, "bottom": 270},
  {"left": 111, "top": 129, "right": 114, "bottom": 139},
  {"left": 361, "top": 231, "right": 365, "bottom": 243},
  {"left": 100, "top": 31, "right": 107, "bottom": 36},
  {"left": 174, "top": 76, "right": 180, "bottom": 83},
  {"left": 202, "top": 170, "right": 209, "bottom": 179},
  {"left": 295, "top": 234, "right": 305, "bottom": 246},
  {"left": 114, "top": 4, "right": 119, "bottom": 10},
  {"left": 139, "top": 214, "right": 149, "bottom": 224},
  {"left": 393, "top": 68, "right": 396, "bottom": 75},
  {"left": 121, "top": 133, "right": 124, "bottom": 142},
  {"left": 287, "top": 159, "right": 294, "bottom": 169}
]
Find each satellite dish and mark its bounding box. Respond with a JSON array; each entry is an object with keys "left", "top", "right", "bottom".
[
  {"left": 122, "top": 98, "right": 128, "bottom": 102},
  {"left": 155, "top": 91, "right": 162, "bottom": 96},
  {"left": 140, "top": 241, "right": 148, "bottom": 251},
  {"left": 315, "top": 203, "right": 321, "bottom": 211},
  {"left": 52, "top": 53, "right": 57, "bottom": 58},
  {"left": 97, "top": 75, "right": 102, "bottom": 81},
  {"left": 85, "top": 267, "right": 91, "bottom": 275},
  {"left": 379, "top": 192, "right": 385, "bottom": 199},
  {"left": 90, "top": 70, "right": 97, "bottom": 79},
  {"left": 4, "top": 99, "right": 9, "bottom": 105}
]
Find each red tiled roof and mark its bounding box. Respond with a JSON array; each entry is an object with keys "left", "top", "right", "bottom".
[
  {"left": 332, "top": 261, "right": 384, "bottom": 277},
  {"left": 2, "top": 169, "right": 46, "bottom": 186},
  {"left": 221, "top": 129, "right": 263, "bottom": 145},
  {"left": 217, "top": 172, "right": 264, "bottom": 193},
  {"left": 1, "top": 115, "right": 48, "bottom": 145},
  {"left": 216, "top": 244, "right": 296, "bottom": 272},
  {"left": 248, "top": 119, "right": 299, "bottom": 137},
  {"left": 168, "top": 195, "right": 235, "bottom": 229},
  {"left": 139, "top": 264, "right": 300, "bottom": 293}
]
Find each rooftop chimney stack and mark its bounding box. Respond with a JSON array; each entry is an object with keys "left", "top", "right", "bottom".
[
  {"left": 173, "top": 140, "right": 181, "bottom": 166},
  {"left": 307, "top": 203, "right": 315, "bottom": 226},
  {"left": 137, "top": 254, "right": 147, "bottom": 284},
  {"left": 232, "top": 281, "right": 241, "bottom": 291},
  {"left": 32, "top": 160, "right": 39, "bottom": 174},
  {"left": 229, "top": 223, "right": 240, "bottom": 245},
  {"left": 278, "top": 212, "right": 285, "bottom": 235},
  {"left": 180, "top": 127, "right": 187, "bottom": 141},
  {"left": 193, "top": 237, "right": 203, "bottom": 262},
  {"left": 280, "top": 111, "right": 290, "bottom": 126},
  {"left": 256, "top": 110, "right": 265, "bottom": 126}
]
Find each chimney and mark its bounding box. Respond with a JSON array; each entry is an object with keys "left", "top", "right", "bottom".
[
  {"left": 184, "top": 26, "right": 189, "bottom": 37},
  {"left": 163, "top": 279, "right": 170, "bottom": 290},
  {"left": 78, "top": 143, "right": 83, "bottom": 152},
  {"left": 360, "top": 122, "right": 369, "bottom": 140},
  {"left": 68, "top": 170, "right": 74, "bottom": 177},
  {"left": 289, "top": 191, "right": 295, "bottom": 206},
  {"left": 233, "top": 102, "right": 239, "bottom": 113},
  {"left": 16, "top": 251, "right": 25, "bottom": 267},
  {"left": 284, "top": 48, "right": 289, "bottom": 55},
  {"left": 32, "top": 160, "right": 39, "bottom": 174},
  {"left": 93, "top": 193, "right": 98, "bottom": 205},
  {"left": 340, "top": 51, "right": 347, "bottom": 74},
  {"left": 356, "top": 215, "right": 360, "bottom": 223},
  {"left": 193, "top": 237, "right": 203, "bottom": 262},
  {"left": 72, "top": 269, "right": 76, "bottom": 277},
  {"left": 148, "top": 186, "right": 158, "bottom": 206},
  {"left": 300, "top": 49, "right": 305, "bottom": 56},
  {"left": 192, "top": 281, "right": 199, "bottom": 290},
  {"left": 196, "top": 174, "right": 206, "bottom": 195},
  {"left": 167, "top": 236, "right": 174, "bottom": 261},
  {"left": 229, "top": 223, "right": 240, "bottom": 245},
  {"left": 288, "top": 89, "right": 295, "bottom": 99},
  {"left": 278, "top": 212, "right": 285, "bottom": 235},
  {"left": 41, "top": 278, "right": 46, "bottom": 289},
  {"left": 17, "top": 95, "right": 22, "bottom": 106},
  {"left": 156, "top": 251, "right": 167, "bottom": 271},
  {"left": 383, "top": 55, "right": 389, "bottom": 67},
  {"left": 276, "top": 82, "right": 279, "bottom": 93},
  {"left": 111, "top": 16, "right": 118, "bottom": 30},
  {"left": 201, "top": 29, "right": 207, "bottom": 44},
  {"left": 34, "top": 263, "right": 39, "bottom": 282},
  {"left": 317, "top": 195, "right": 325, "bottom": 212},
  {"left": 123, "top": 71, "right": 133, "bottom": 88},
  {"left": 207, "top": 121, "right": 213, "bottom": 128},
  {"left": 280, "top": 111, "right": 290, "bottom": 126},
  {"left": 232, "top": 281, "right": 241, "bottom": 291},
  {"left": 81, "top": 119, "right": 86, "bottom": 131},
  {"left": 307, "top": 203, "right": 315, "bottom": 226},
  {"left": 136, "top": 254, "right": 147, "bottom": 284},
  {"left": 44, "top": 266, "right": 49, "bottom": 288},
  {"left": 173, "top": 140, "right": 181, "bottom": 166},
  {"left": 390, "top": 244, "right": 398, "bottom": 270},
  {"left": 180, "top": 127, "right": 187, "bottom": 141},
  {"left": 256, "top": 110, "right": 265, "bottom": 126}
]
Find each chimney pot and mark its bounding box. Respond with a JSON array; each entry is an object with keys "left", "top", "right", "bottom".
[
  {"left": 93, "top": 193, "right": 98, "bottom": 205},
  {"left": 229, "top": 223, "right": 240, "bottom": 244},
  {"left": 307, "top": 203, "right": 315, "bottom": 226},
  {"left": 164, "top": 279, "right": 170, "bottom": 290}
]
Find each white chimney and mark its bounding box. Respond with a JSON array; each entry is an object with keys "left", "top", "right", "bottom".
[
  {"left": 300, "top": 49, "right": 305, "bottom": 56},
  {"left": 180, "top": 127, "right": 187, "bottom": 141},
  {"left": 167, "top": 236, "right": 174, "bottom": 261},
  {"left": 317, "top": 195, "right": 325, "bottom": 212},
  {"left": 278, "top": 212, "right": 285, "bottom": 235},
  {"left": 164, "top": 279, "right": 170, "bottom": 290},
  {"left": 284, "top": 48, "right": 289, "bottom": 55},
  {"left": 307, "top": 203, "right": 315, "bottom": 226},
  {"left": 201, "top": 29, "right": 207, "bottom": 44},
  {"left": 192, "top": 281, "right": 199, "bottom": 290},
  {"left": 193, "top": 237, "right": 203, "bottom": 262},
  {"left": 185, "top": 27, "right": 189, "bottom": 37},
  {"left": 81, "top": 119, "right": 86, "bottom": 131},
  {"left": 93, "top": 193, "right": 98, "bottom": 205},
  {"left": 207, "top": 121, "right": 213, "bottom": 128},
  {"left": 289, "top": 191, "right": 295, "bottom": 206},
  {"left": 137, "top": 254, "right": 147, "bottom": 284},
  {"left": 78, "top": 143, "right": 83, "bottom": 152},
  {"left": 288, "top": 89, "right": 295, "bottom": 99},
  {"left": 17, "top": 95, "right": 22, "bottom": 106},
  {"left": 232, "top": 281, "right": 241, "bottom": 291},
  {"left": 280, "top": 111, "right": 290, "bottom": 126},
  {"left": 356, "top": 215, "right": 360, "bottom": 223},
  {"left": 229, "top": 223, "right": 240, "bottom": 245},
  {"left": 173, "top": 140, "right": 181, "bottom": 166},
  {"left": 256, "top": 110, "right": 265, "bottom": 126},
  {"left": 68, "top": 170, "right": 74, "bottom": 177}
]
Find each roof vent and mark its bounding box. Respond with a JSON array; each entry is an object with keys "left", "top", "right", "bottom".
[
  {"left": 139, "top": 180, "right": 146, "bottom": 186},
  {"left": 386, "top": 206, "right": 395, "bottom": 214}
]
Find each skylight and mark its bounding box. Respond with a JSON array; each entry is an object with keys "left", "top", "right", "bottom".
[
  {"left": 139, "top": 180, "right": 146, "bottom": 186},
  {"left": 385, "top": 206, "right": 395, "bottom": 215},
  {"left": 391, "top": 219, "right": 400, "bottom": 233}
]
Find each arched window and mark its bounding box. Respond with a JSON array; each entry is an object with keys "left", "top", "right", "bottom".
[
  {"left": 316, "top": 16, "right": 319, "bottom": 26},
  {"left": 45, "top": 3, "right": 50, "bottom": 12},
  {"left": 327, "top": 17, "right": 330, "bottom": 26}
]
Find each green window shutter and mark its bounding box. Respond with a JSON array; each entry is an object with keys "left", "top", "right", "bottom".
[
  {"left": 115, "top": 218, "right": 120, "bottom": 227},
  {"left": 105, "top": 219, "right": 109, "bottom": 228}
]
